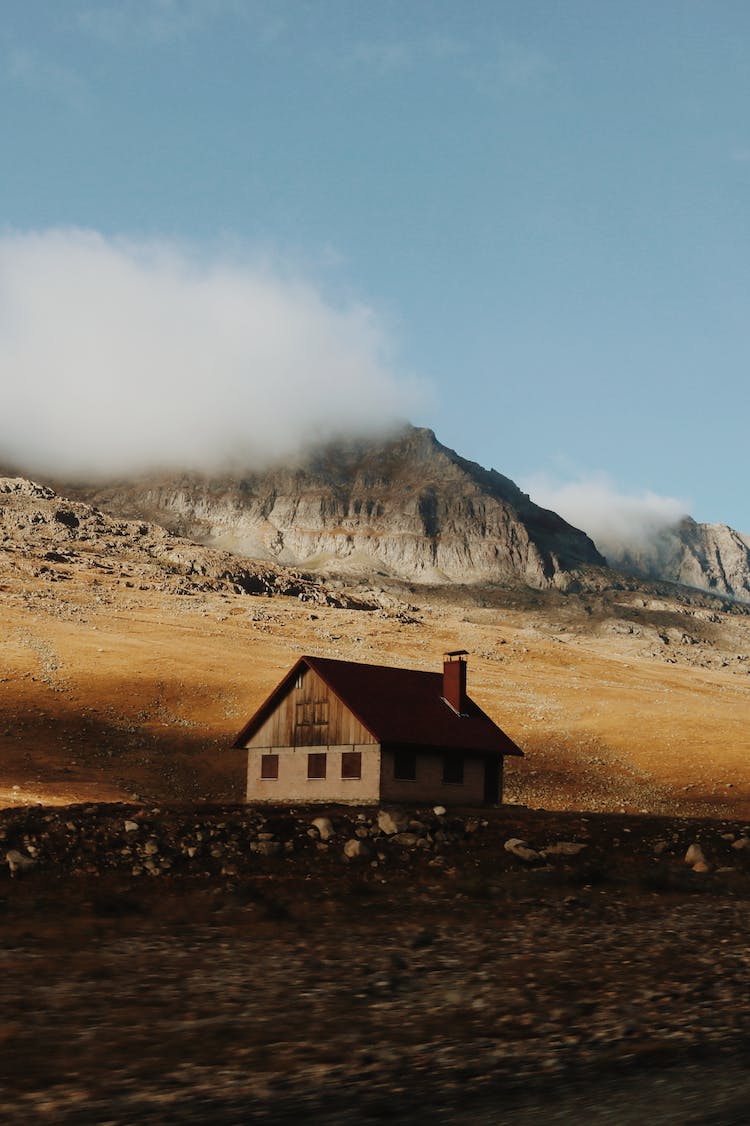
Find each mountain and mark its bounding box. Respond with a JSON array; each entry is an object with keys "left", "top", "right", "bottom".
[
  {"left": 609, "top": 518, "right": 750, "bottom": 604},
  {"left": 61, "top": 427, "right": 606, "bottom": 590}
]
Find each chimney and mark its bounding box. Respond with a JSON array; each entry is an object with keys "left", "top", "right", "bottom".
[{"left": 443, "top": 650, "right": 468, "bottom": 714}]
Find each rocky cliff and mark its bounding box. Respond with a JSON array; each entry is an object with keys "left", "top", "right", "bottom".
[
  {"left": 66, "top": 427, "right": 606, "bottom": 589},
  {"left": 610, "top": 518, "right": 750, "bottom": 603},
  {"left": 0, "top": 476, "right": 371, "bottom": 607}
]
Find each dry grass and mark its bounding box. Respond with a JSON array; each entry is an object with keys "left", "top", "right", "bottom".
[{"left": 2, "top": 554, "right": 750, "bottom": 815}]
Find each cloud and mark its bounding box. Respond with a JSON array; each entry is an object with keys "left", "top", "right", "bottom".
[
  {"left": 0, "top": 228, "right": 427, "bottom": 477},
  {"left": 522, "top": 472, "right": 690, "bottom": 562}
]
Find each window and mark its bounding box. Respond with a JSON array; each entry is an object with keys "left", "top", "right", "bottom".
[
  {"left": 296, "top": 701, "right": 314, "bottom": 726},
  {"left": 393, "top": 750, "right": 416, "bottom": 781},
  {"left": 314, "top": 700, "right": 329, "bottom": 725},
  {"left": 261, "top": 754, "right": 279, "bottom": 780},
  {"left": 296, "top": 700, "right": 329, "bottom": 726},
  {"left": 442, "top": 755, "right": 464, "bottom": 785},
  {"left": 307, "top": 752, "right": 327, "bottom": 779},
  {"left": 341, "top": 751, "right": 361, "bottom": 779}
]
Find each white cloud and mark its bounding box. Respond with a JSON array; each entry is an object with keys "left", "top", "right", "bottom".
[
  {"left": 522, "top": 472, "right": 689, "bottom": 561},
  {"left": 0, "top": 228, "right": 427, "bottom": 477}
]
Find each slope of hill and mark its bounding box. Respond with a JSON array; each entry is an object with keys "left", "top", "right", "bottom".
[
  {"left": 62, "top": 426, "right": 606, "bottom": 590},
  {"left": 2, "top": 474, "right": 750, "bottom": 815},
  {"left": 611, "top": 517, "right": 750, "bottom": 603}
]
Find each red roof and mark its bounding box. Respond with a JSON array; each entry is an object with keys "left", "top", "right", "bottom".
[{"left": 234, "top": 655, "right": 523, "bottom": 757}]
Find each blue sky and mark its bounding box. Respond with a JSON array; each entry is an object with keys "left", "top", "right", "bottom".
[{"left": 1, "top": 1, "right": 749, "bottom": 534}]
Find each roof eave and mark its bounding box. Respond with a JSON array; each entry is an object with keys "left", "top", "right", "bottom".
[{"left": 380, "top": 739, "right": 523, "bottom": 757}]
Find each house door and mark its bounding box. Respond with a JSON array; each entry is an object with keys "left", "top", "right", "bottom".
[{"left": 483, "top": 759, "right": 500, "bottom": 805}]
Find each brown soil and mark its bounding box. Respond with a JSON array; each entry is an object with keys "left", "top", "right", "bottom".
[
  {"left": 2, "top": 554, "right": 750, "bottom": 817},
  {"left": 0, "top": 803, "right": 749, "bottom": 1124}
]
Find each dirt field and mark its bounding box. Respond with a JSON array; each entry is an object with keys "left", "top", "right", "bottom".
[
  {"left": 1, "top": 802, "right": 749, "bottom": 1125},
  {"left": 2, "top": 559, "right": 750, "bottom": 817}
]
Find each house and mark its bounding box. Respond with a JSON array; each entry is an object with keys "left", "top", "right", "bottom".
[{"left": 234, "top": 651, "right": 523, "bottom": 806}]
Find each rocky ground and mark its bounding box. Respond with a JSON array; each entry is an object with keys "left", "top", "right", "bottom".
[{"left": 1, "top": 802, "right": 749, "bottom": 1124}]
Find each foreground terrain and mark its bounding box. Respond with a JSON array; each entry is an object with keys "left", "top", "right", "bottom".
[{"left": 1, "top": 802, "right": 749, "bottom": 1124}]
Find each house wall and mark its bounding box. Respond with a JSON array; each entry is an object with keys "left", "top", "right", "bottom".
[
  {"left": 243, "top": 666, "right": 374, "bottom": 750},
  {"left": 380, "top": 749, "right": 496, "bottom": 806},
  {"left": 247, "top": 744, "right": 381, "bottom": 803}
]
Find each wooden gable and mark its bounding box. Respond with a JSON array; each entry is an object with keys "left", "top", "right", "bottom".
[{"left": 242, "top": 664, "right": 377, "bottom": 750}]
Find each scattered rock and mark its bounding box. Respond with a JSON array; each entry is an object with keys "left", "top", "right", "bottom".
[
  {"left": 311, "top": 817, "right": 335, "bottom": 841},
  {"left": 504, "top": 838, "right": 543, "bottom": 863},
  {"left": 685, "top": 843, "right": 708, "bottom": 869},
  {"left": 377, "top": 810, "right": 408, "bottom": 836},
  {"left": 543, "top": 841, "right": 588, "bottom": 857},
  {"left": 6, "top": 849, "right": 36, "bottom": 876}
]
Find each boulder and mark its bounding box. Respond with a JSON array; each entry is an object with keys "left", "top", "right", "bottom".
[
  {"left": 311, "top": 817, "right": 335, "bottom": 841},
  {"left": 344, "top": 838, "right": 370, "bottom": 860},
  {"left": 684, "top": 843, "right": 708, "bottom": 869},
  {"left": 6, "top": 849, "right": 36, "bottom": 876},
  {"left": 391, "top": 833, "right": 420, "bottom": 847},
  {"left": 377, "top": 809, "right": 408, "bottom": 836},
  {"left": 504, "top": 838, "right": 543, "bottom": 863},
  {"left": 731, "top": 836, "right": 750, "bottom": 851}
]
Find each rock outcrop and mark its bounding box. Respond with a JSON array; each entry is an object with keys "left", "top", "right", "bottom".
[
  {"left": 65, "top": 427, "right": 605, "bottom": 589},
  {"left": 611, "top": 517, "right": 750, "bottom": 604},
  {"left": 0, "top": 476, "right": 372, "bottom": 607}
]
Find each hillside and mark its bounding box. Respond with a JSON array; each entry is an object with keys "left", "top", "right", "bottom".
[{"left": 2, "top": 474, "right": 750, "bottom": 816}]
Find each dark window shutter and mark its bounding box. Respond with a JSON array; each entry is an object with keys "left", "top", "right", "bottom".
[
  {"left": 341, "top": 751, "right": 362, "bottom": 779},
  {"left": 393, "top": 750, "right": 416, "bottom": 780},
  {"left": 442, "top": 755, "right": 464, "bottom": 785},
  {"left": 307, "top": 752, "right": 327, "bottom": 779},
  {"left": 261, "top": 754, "right": 279, "bottom": 780}
]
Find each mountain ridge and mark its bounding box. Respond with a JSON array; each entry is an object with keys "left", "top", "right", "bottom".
[
  {"left": 8, "top": 423, "right": 750, "bottom": 604},
  {"left": 57, "top": 426, "right": 606, "bottom": 591}
]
